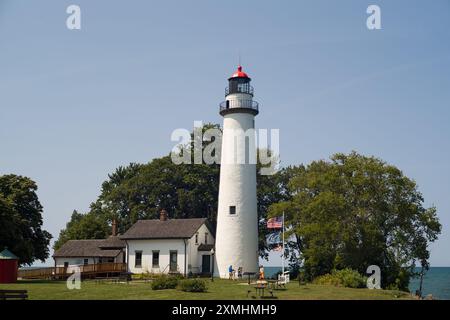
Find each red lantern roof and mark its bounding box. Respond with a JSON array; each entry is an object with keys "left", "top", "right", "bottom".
[{"left": 231, "top": 65, "right": 249, "bottom": 78}]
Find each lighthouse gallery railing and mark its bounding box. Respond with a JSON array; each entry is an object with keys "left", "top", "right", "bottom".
[{"left": 219, "top": 99, "right": 259, "bottom": 112}]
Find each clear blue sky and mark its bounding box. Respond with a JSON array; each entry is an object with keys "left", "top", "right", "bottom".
[{"left": 0, "top": 0, "right": 449, "bottom": 266}]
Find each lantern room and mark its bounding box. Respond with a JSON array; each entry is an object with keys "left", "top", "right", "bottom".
[{"left": 225, "top": 65, "right": 254, "bottom": 96}]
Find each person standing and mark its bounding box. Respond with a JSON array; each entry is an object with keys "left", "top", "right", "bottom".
[
  {"left": 259, "top": 265, "right": 265, "bottom": 280},
  {"left": 228, "top": 265, "right": 234, "bottom": 280}
]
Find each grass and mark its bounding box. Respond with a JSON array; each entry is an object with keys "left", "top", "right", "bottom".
[{"left": 0, "top": 279, "right": 413, "bottom": 300}]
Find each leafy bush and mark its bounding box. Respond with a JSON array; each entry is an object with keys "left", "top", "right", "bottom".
[
  {"left": 151, "top": 275, "right": 180, "bottom": 290},
  {"left": 313, "top": 269, "right": 366, "bottom": 288},
  {"left": 314, "top": 273, "right": 341, "bottom": 286},
  {"left": 132, "top": 272, "right": 153, "bottom": 280},
  {"left": 178, "top": 279, "right": 208, "bottom": 292},
  {"left": 335, "top": 269, "right": 367, "bottom": 288}
]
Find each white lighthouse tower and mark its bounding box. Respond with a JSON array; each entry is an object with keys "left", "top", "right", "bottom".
[{"left": 214, "top": 65, "right": 259, "bottom": 278}]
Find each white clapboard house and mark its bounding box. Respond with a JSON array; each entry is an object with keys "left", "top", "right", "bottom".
[
  {"left": 120, "top": 210, "right": 215, "bottom": 276},
  {"left": 53, "top": 236, "right": 126, "bottom": 272}
]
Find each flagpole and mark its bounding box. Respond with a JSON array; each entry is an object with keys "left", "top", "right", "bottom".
[{"left": 282, "top": 211, "right": 285, "bottom": 275}]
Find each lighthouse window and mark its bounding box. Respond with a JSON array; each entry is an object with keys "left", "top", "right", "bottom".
[
  {"left": 229, "top": 206, "right": 236, "bottom": 215},
  {"left": 238, "top": 83, "right": 249, "bottom": 93}
]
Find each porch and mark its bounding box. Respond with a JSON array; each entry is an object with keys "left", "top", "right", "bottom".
[{"left": 18, "top": 262, "right": 127, "bottom": 280}]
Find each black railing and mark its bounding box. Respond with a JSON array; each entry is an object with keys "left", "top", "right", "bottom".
[
  {"left": 219, "top": 99, "right": 259, "bottom": 113},
  {"left": 225, "top": 85, "right": 254, "bottom": 96}
]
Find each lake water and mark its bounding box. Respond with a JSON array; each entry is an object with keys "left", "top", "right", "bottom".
[{"left": 263, "top": 266, "right": 450, "bottom": 300}]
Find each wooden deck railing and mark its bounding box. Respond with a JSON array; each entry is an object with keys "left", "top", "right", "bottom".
[
  {"left": 18, "top": 267, "right": 54, "bottom": 279},
  {"left": 18, "top": 263, "right": 127, "bottom": 279}
]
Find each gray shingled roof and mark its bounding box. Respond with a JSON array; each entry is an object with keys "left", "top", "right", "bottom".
[
  {"left": 98, "top": 236, "right": 126, "bottom": 249},
  {"left": 198, "top": 244, "right": 214, "bottom": 251},
  {"left": 53, "top": 240, "right": 122, "bottom": 258},
  {"left": 120, "top": 218, "right": 209, "bottom": 240}
]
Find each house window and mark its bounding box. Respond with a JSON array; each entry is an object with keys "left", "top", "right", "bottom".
[
  {"left": 205, "top": 233, "right": 208, "bottom": 244},
  {"left": 152, "top": 251, "right": 160, "bottom": 267},
  {"left": 170, "top": 251, "right": 178, "bottom": 272},
  {"left": 229, "top": 206, "right": 236, "bottom": 215},
  {"left": 64, "top": 262, "right": 69, "bottom": 268},
  {"left": 83, "top": 259, "right": 89, "bottom": 265},
  {"left": 135, "top": 251, "right": 142, "bottom": 268},
  {"left": 195, "top": 233, "right": 199, "bottom": 245}
]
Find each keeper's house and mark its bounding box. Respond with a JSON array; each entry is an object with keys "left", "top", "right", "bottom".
[
  {"left": 120, "top": 210, "right": 215, "bottom": 276},
  {"left": 53, "top": 236, "right": 126, "bottom": 272}
]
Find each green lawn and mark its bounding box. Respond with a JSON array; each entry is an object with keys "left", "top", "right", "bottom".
[{"left": 0, "top": 279, "right": 413, "bottom": 300}]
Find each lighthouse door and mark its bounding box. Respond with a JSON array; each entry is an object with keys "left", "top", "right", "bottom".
[{"left": 202, "top": 255, "right": 211, "bottom": 274}]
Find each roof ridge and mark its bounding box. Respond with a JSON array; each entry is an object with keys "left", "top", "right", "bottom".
[
  {"left": 121, "top": 217, "right": 209, "bottom": 240},
  {"left": 138, "top": 217, "right": 207, "bottom": 220}
]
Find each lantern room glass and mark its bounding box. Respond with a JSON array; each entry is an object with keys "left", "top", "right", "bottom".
[{"left": 226, "top": 77, "right": 253, "bottom": 96}]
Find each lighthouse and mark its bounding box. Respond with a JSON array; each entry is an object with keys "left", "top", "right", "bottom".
[{"left": 214, "top": 66, "right": 259, "bottom": 278}]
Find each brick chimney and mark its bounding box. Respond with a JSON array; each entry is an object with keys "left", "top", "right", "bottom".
[
  {"left": 160, "top": 209, "right": 168, "bottom": 221},
  {"left": 112, "top": 218, "right": 117, "bottom": 236}
]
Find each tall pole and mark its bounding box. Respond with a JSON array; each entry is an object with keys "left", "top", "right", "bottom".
[
  {"left": 282, "top": 211, "right": 285, "bottom": 274},
  {"left": 211, "top": 249, "right": 215, "bottom": 282}
]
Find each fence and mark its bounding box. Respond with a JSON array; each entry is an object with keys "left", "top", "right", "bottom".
[{"left": 18, "top": 262, "right": 127, "bottom": 279}]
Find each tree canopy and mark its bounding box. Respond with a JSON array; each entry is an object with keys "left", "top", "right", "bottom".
[
  {"left": 53, "top": 122, "right": 441, "bottom": 290},
  {"left": 269, "top": 152, "right": 441, "bottom": 290},
  {"left": 0, "top": 174, "right": 52, "bottom": 265},
  {"left": 54, "top": 156, "right": 290, "bottom": 255},
  {"left": 54, "top": 124, "right": 289, "bottom": 256},
  {"left": 53, "top": 210, "right": 110, "bottom": 251}
]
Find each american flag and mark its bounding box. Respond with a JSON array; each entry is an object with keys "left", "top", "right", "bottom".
[{"left": 267, "top": 216, "right": 283, "bottom": 229}]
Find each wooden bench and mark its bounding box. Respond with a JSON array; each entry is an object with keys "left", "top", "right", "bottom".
[
  {"left": 0, "top": 289, "right": 28, "bottom": 300},
  {"left": 267, "top": 279, "right": 286, "bottom": 290},
  {"left": 247, "top": 284, "right": 274, "bottom": 298}
]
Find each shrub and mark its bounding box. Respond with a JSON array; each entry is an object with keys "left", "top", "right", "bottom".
[
  {"left": 314, "top": 273, "right": 342, "bottom": 286},
  {"left": 151, "top": 275, "right": 179, "bottom": 290},
  {"left": 335, "top": 269, "right": 367, "bottom": 288},
  {"left": 178, "top": 279, "right": 208, "bottom": 292},
  {"left": 313, "top": 269, "right": 366, "bottom": 288},
  {"left": 297, "top": 271, "right": 307, "bottom": 285}
]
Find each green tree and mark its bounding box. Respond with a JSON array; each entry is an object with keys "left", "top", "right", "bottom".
[
  {"left": 53, "top": 210, "right": 110, "bottom": 250},
  {"left": 0, "top": 175, "right": 52, "bottom": 265},
  {"left": 257, "top": 165, "right": 295, "bottom": 259},
  {"left": 54, "top": 124, "right": 288, "bottom": 258},
  {"left": 269, "top": 152, "right": 441, "bottom": 290}
]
